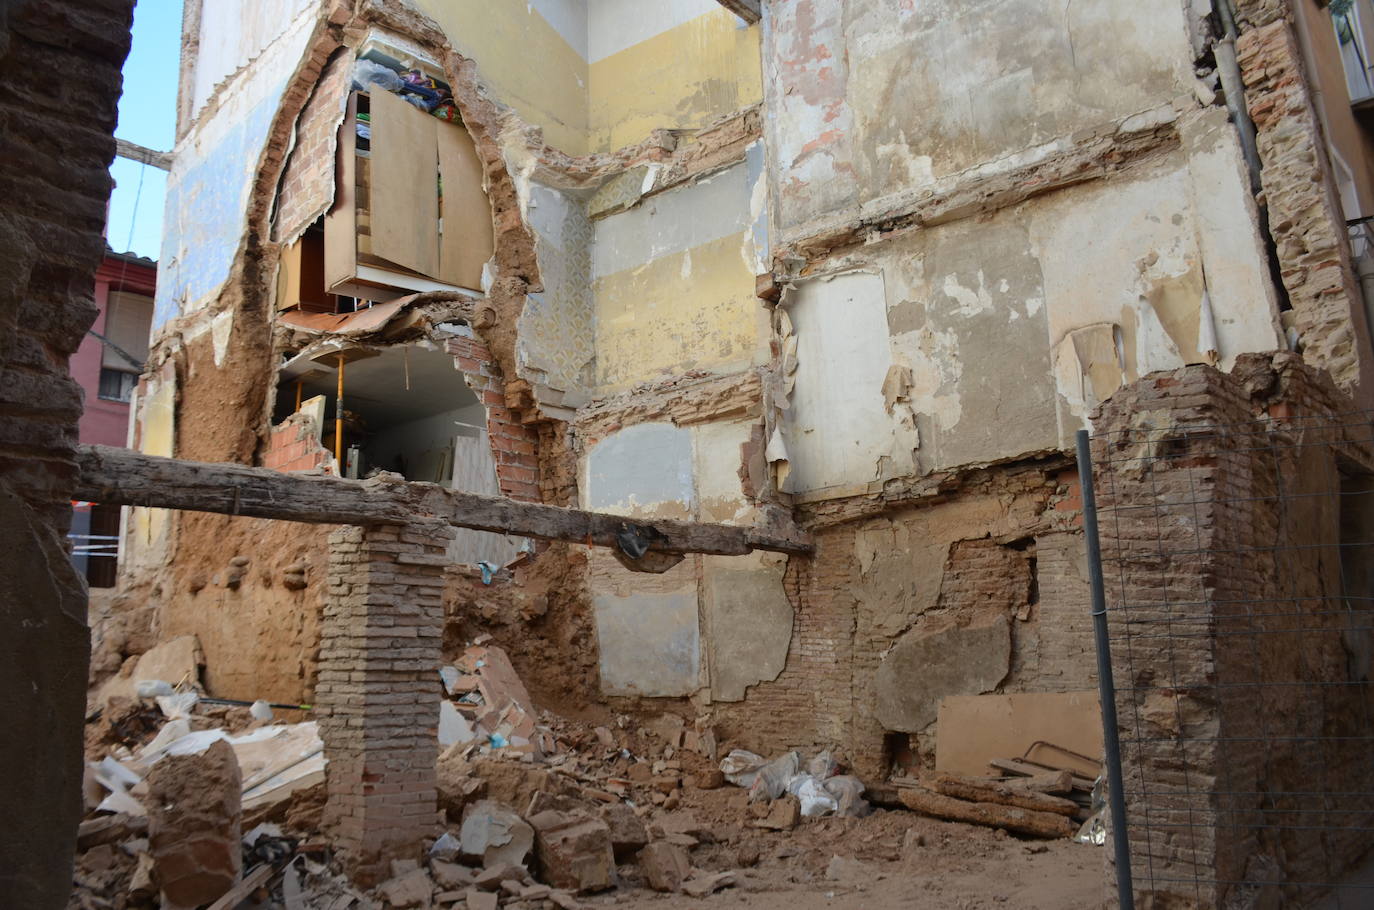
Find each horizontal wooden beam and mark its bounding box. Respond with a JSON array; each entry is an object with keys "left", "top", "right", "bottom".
[
  {"left": 715, "top": 0, "right": 761, "bottom": 23},
  {"left": 115, "top": 137, "right": 172, "bottom": 171},
  {"left": 74, "top": 445, "right": 813, "bottom": 557}
]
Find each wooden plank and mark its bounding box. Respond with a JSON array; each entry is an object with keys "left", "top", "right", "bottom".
[
  {"left": 714, "top": 0, "right": 761, "bottom": 24},
  {"left": 935, "top": 692, "right": 1102, "bottom": 778},
  {"left": 205, "top": 861, "right": 276, "bottom": 909},
  {"left": 115, "top": 137, "right": 171, "bottom": 170},
  {"left": 926, "top": 772, "right": 1079, "bottom": 817},
  {"left": 896, "top": 786, "right": 1078, "bottom": 839},
  {"left": 323, "top": 92, "right": 358, "bottom": 292},
  {"left": 369, "top": 89, "right": 439, "bottom": 279},
  {"left": 436, "top": 121, "right": 493, "bottom": 292},
  {"left": 988, "top": 758, "right": 1095, "bottom": 792},
  {"left": 73, "top": 445, "right": 814, "bottom": 557}
]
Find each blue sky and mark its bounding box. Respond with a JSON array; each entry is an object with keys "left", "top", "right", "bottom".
[{"left": 106, "top": 0, "right": 181, "bottom": 260}]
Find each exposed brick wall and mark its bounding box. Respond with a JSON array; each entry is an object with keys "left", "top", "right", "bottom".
[
  {"left": 0, "top": 2, "right": 134, "bottom": 907},
  {"left": 1238, "top": 20, "right": 1374, "bottom": 400},
  {"left": 316, "top": 522, "right": 455, "bottom": 884},
  {"left": 1092, "top": 355, "right": 1374, "bottom": 907},
  {"left": 264, "top": 411, "right": 332, "bottom": 473},
  {"left": 272, "top": 48, "right": 351, "bottom": 244},
  {"left": 445, "top": 334, "right": 541, "bottom": 502},
  {"left": 711, "top": 469, "right": 1090, "bottom": 782}
]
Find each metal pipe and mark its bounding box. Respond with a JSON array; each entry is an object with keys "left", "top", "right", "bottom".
[
  {"left": 1213, "top": 0, "right": 1263, "bottom": 194},
  {"left": 335, "top": 354, "right": 345, "bottom": 466},
  {"left": 1076, "top": 429, "right": 1135, "bottom": 910}
]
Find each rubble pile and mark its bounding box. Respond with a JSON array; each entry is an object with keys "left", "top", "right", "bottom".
[{"left": 71, "top": 639, "right": 1099, "bottom": 909}]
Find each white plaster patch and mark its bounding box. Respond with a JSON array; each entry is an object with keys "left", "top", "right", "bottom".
[{"left": 210, "top": 309, "right": 234, "bottom": 368}]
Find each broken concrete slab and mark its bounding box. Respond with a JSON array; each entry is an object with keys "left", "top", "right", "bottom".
[
  {"left": 682, "top": 870, "right": 737, "bottom": 897},
  {"left": 145, "top": 738, "right": 242, "bottom": 909},
  {"left": 459, "top": 800, "right": 533, "bottom": 868},
  {"left": 875, "top": 614, "right": 1011, "bottom": 732}
]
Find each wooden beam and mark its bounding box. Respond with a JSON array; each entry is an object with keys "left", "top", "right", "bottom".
[
  {"left": 74, "top": 445, "right": 813, "bottom": 556},
  {"left": 715, "top": 0, "right": 761, "bottom": 24},
  {"left": 115, "top": 137, "right": 172, "bottom": 171}
]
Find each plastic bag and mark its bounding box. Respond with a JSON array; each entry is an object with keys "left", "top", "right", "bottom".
[
  {"left": 352, "top": 59, "right": 403, "bottom": 93},
  {"left": 720, "top": 749, "right": 766, "bottom": 787},
  {"left": 823, "top": 775, "right": 871, "bottom": 818},
  {"left": 747, "top": 751, "right": 800, "bottom": 803},
  {"left": 806, "top": 749, "right": 839, "bottom": 780},
  {"left": 792, "top": 775, "right": 839, "bottom": 817},
  {"left": 249, "top": 700, "right": 274, "bottom": 721}
]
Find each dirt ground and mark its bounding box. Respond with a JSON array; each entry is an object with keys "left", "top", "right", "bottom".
[{"left": 599, "top": 784, "right": 1104, "bottom": 910}]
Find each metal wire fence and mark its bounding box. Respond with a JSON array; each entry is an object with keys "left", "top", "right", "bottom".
[{"left": 1083, "top": 413, "right": 1374, "bottom": 909}]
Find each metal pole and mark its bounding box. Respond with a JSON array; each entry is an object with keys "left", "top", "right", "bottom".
[
  {"left": 1076, "top": 429, "right": 1135, "bottom": 910},
  {"left": 335, "top": 355, "right": 345, "bottom": 466}
]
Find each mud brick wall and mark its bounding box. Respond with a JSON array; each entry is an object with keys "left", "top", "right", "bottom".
[
  {"left": 1238, "top": 20, "right": 1374, "bottom": 399},
  {"left": 0, "top": 2, "right": 134, "bottom": 907},
  {"left": 1092, "top": 356, "right": 1374, "bottom": 907},
  {"left": 711, "top": 469, "right": 1089, "bottom": 782},
  {"left": 316, "top": 522, "right": 455, "bottom": 884},
  {"left": 446, "top": 335, "right": 541, "bottom": 502}
]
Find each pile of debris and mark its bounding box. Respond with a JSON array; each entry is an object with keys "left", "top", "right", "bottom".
[{"left": 73, "top": 636, "right": 1099, "bottom": 909}]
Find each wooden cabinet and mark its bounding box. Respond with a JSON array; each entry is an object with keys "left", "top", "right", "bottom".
[{"left": 324, "top": 89, "right": 493, "bottom": 300}]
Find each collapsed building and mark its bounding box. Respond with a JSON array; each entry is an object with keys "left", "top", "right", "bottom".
[{"left": 8, "top": 0, "right": 1374, "bottom": 907}]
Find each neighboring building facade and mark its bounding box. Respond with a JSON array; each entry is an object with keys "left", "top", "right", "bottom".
[
  {"left": 70, "top": 250, "right": 155, "bottom": 586},
  {"left": 118, "top": 0, "right": 1374, "bottom": 894}
]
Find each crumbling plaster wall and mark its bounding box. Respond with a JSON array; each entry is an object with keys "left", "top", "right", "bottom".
[{"left": 0, "top": 1, "right": 135, "bottom": 906}]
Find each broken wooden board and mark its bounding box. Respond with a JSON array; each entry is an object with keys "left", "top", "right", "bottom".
[
  {"left": 925, "top": 772, "right": 1078, "bottom": 817},
  {"left": 896, "top": 786, "right": 1078, "bottom": 839},
  {"left": 988, "top": 758, "right": 1096, "bottom": 792},
  {"left": 935, "top": 692, "right": 1102, "bottom": 778},
  {"left": 74, "top": 445, "right": 812, "bottom": 557}
]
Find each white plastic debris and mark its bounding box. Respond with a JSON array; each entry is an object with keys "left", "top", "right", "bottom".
[
  {"left": 438, "top": 700, "right": 475, "bottom": 747},
  {"left": 156, "top": 691, "right": 199, "bottom": 719},
  {"left": 747, "top": 751, "right": 801, "bottom": 803},
  {"left": 792, "top": 776, "right": 839, "bottom": 817},
  {"left": 429, "top": 831, "right": 461, "bottom": 862},
  {"left": 439, "top": 666, "right": 460, "bottom": 696},
  {"left": 719, "top": 750, "right": 766, "bottom": 787},
  {"left": 135, "top": 679, "right": 174, "bottom": 698},
  {"left": 249, "top": 700, "right": 274, "bottom": 721}
]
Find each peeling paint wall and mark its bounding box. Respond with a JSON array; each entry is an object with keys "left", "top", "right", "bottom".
[
  {"left": 415, "top": 0, "right": 591, "bottom": 154},
  {"left": 592, "top": 158, "right": 769, "bottom": 391},
  {"left": 157, "top": 6, "right": 316, "bottom": 330},
  {"left": 587, "top": 1, "right": 761, "bottom": 153},
  {"left": 581, "top": 416, "right": 792, "bottom": 700}
]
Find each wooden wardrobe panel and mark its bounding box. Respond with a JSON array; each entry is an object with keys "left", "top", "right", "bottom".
[
  {"left": 436, "top": 121, "right": 494, "bottom": 291},
  {"left": 369, "top": 89, "right": 439, "bottom": 279}
]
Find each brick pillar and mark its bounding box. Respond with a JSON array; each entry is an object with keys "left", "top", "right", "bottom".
[{"left": 316, "top": 522, "right": 454, "bottom": 884}]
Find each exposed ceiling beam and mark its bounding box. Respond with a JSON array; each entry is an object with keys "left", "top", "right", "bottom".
[
  {"left": 74, "top": 444, "right": 813, "bottom": 557},
  {"left": 715, "top": 0, "right": 761, "bottom": 24},
  {"left": 115, "top": 137, "right": 172, "bottom": 171}
]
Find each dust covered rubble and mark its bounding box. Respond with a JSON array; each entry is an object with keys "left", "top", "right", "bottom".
[{"left": 71, "top": 641, "right": 882, "bottom": 909}]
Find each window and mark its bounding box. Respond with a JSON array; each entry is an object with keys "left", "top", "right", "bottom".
[
  {"left": 1334, "top": 0, "right": 1374, "bottom": 102},
  {"left": 98, "top": 368, "right": 138, "bottom": 402}
]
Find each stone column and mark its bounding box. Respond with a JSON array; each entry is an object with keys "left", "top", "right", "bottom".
[{"left": 316, "top": 522, "right": 453, "bottom": 884}]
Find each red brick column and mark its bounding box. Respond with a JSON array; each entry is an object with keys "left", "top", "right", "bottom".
[
  {"left": 445, "top": 334, "right": 541, "bottom": 502},
  {"left": 316, "top": 522, "right": 454, "bottom": 884}
]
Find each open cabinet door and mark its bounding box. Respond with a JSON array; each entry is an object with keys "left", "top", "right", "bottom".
[
  {"left": 369, "top": 89, "right": 440, "bottom": 278},
  {"left": 437, "top": 122, "right": 494, "bottom": 291},
  {"left": 323, "top": 92, "right": 358, "bottom": 291}
]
